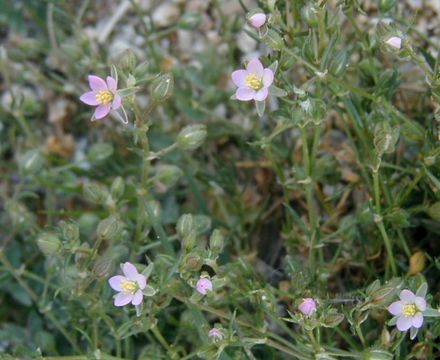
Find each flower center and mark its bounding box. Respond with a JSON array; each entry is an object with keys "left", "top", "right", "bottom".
[
  {"left": 95, "top": 90, "right": 114, "bottom": 105},
  {"left": 120, "top": 279, "right": 137, "bottom": 294},
  {"left": 402, "top": 304, "right": 417, "bottom": 317},
  {"left": 245, "top": 73, "right": 263, "bottom": 90}
]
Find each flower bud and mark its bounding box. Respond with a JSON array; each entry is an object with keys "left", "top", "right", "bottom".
[
  {"left": 408, "top": 251, "right": 426, "bottom": 275},
  {"left": 177, "top": 124, "right": 207, "bottom": 151},
  {"left": 301, "top": 3, "right": 319, "bottom": 27},
  {"left": 378, "top": 0, "right": 397, "bottom": 13},
  {"left": 182, "top": 231, "right": 197, "bottom": 251},
  {"left": 427, "top": 202, "right": 440, "bottom": 221},
  {"left": 248, "top": 13, "right": 266, "bottom": 29},
  {"left": 59, "top": 221, "right": 79, "bottom": 244},
  {"left": 111, "top": 177, "right": 125, "bottom": 200},
  {"left": 87, "top": 142, "right": 114, "bottom": 163},
  {"left": 329, "top": 50, "right": 349, "bottom": 77},
  {"left": 97, "top": 216, "right": 123, "bottom": 241},
  {"left": 37, "top": 232, "right": 62, "bottom": 256},
  {"left": 83, "top": 182, "right": 109, "bottom": 204},
  {"left": 118, "top": 49, "right": 137, "bottom": 71},
  {"left": 177, "top": 214, "right": 193, "bottom": 239},
  {"left": 209, "top": 229, "right": 224, "bottom": 253},
  {"left": 155, "top": 164, "right": 183, "bottom": 188},
  {"left": 150, "top": 73, "right": 174, "bottom": 103},
  {"left": 298, "top": 298, "right": 317, "bottom": 316},
  {"left": 184, "top": 254, "right": 202, "bottom": 271},
  {"left": 19, "top": 149, "right": 44, "bottom": 175},
  {"left": 385, "top": 36, "right": 402, "bottom": 50},
  {"left": 93, "top": 254, "right": 114, "bottom": 278},
  {"left": 178, "top": 13, "right": 202, "bottom": 29},
  {"left": 144, "top": 200, "right": 161, "bottom": 225}
]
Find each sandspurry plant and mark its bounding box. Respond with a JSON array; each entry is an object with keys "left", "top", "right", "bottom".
[{"left": 3, "top": 1, "right": 440, "bottom": 359}]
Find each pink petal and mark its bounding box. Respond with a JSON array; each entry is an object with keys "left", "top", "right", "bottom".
[
  {"left": 108, "top": 275, "right": 125, "bottom": 291},
  {"left": 93, "top": 103, "right": 111, "bottom": 120},
  {"left": 386, "top": 36, "right": 402, "bottom": 49},
  {"left": 236, "top": 87, "right": 255, "bottom": 101},
  {"left": 411, "top": 312, "right": 424, "bottom": 328},
  {"left": 254, "top": 87, "right": 268, "bottom": 101},
  {"left": 114, "top": 292, "right": 133, "bottom": 307},
  {"left": 112, "top": 94, "right": 122, "bottom": 110},
  {"left": 106, "top": 76, "right": 117, "bottom": 92},
  {"left": 415, "top": 297, "right": 426, "bottom": 311},
  {"left": 135, "top": 274, "right": 147, "bottom": 290},
  {"left": 249, "top": 13, "right": 266, "bottom": 29},
  {"left": 262, "top": 68, "right": 274, "bottom": 87},
  {"left": 246, "top": 58, "right": 264, "bottom": 77},
  {"left": 231, "top": 70, "right": 247, "bottom": 87},
  {"left": 400, "top": 290, "right": 416, "bottom": 303},
  {"left": 122, "top": 262, "right": 139, "bottom": 280},
  {"left": 79, "top": 91, "right": 99, "bottom": 106},
  {"left": 396, "top": 316, "right": 412, "bottom": 331},
  {"left": 388, "top": 301, "right": 403, "bottom": 316},
  {"left": 196, "top": 278, "right": 213, "bottom": 295},
  {"left": 88, "top": 75, "right": 107, "bottom": 91},
  {"left": 131, "top": 289, "right": 143, "bottom": 306}
]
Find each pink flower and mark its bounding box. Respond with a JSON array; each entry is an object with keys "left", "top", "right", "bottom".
[
  {"left": 231, "top": 59, "right": 274, "bottom": 102},
  {"left": 108, "top": 262, "right": 147, "bottom": 307},
  {"left": 249, "top": 13, "right": 266, "bottom": 29},
  {"left": 388, "top": 289, "right": 426, "bottom": 335},
  {"left": 196, "top": 277, "right": 213, "bottom": 295},
  {"left": 208, "top": 327, "right": 224, "bottom": 341},
  {"left": 386, "top": 36, "right": 402, "bottom": 49},
  {"left": 298, "top": 298, "right": 317, "bottom": 316},
  {"left": 80, "top": 75, "right": 123, "bottom": 121}
]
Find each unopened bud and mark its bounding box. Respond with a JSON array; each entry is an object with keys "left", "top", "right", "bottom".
[
  {"left": 59, "top": 221, "right": 79, "bottom": 244},
  {"left": 83, "top": 182, "right": 109, "bottom": 204},
  {"left": 111, "top": 177, "right": 125, "bottom": 200},
  {"left": 177, "top": 214, "right": 193, "bottom": 239},
  {"left": 301, "top": 3, "right": 319, "bottom": 27},
  {"left": 97, "top": 216, "right": 123, "bottom": 241},
  {"left": 118, "top": 49, "right": 137, "bottom": 71},
  {"left": 37, "top": 233, "right": 62, "bottom": 256},
  {"left": 408, "top": 251, "right": 426, "bottom": 275},
  {"left": 150, "top": 73, "right": 174, "bottom": 103},
  {"left": 93, "top": 254, "right": 114, "bottom": 278},
  {"left": 155, "top": 164, "right": 183, "bottom": 188},
  {"left": 177, "top": 124, "right": 207, "bottom": 151},
  {"left": 182, "top": 231, "right": 197, "bottom": 251},
  {"left": 19, "top": 149, "right": 44, "bottom": 174},
  {"left": 144, "top": 200, "right": 161, "bottom": 225},
  {"left": 178, "top": 13, "right": 202, "bottom": 29},
  {"left": 209, "top": 229, "right": 224, "bottom": 252},
  {"left": 184, "top": 254, "right": 202, "bottom": 271}
]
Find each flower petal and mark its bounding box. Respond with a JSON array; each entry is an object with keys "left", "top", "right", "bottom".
[
  {"left": 122, "top": 262, "right": 139, "bottom": 280},
  {"left": 114, "top": 292, "right": 133, "bottom": 307},
  {"left": 135, "top": 274, "right": 147, "bottom": 290},
  {"left": 249, "top": 13, "right": 266, "bottom": 29},
  {"left": 415, "top": 297, "right": 426, "bottom": 311},
  {"left": 388, "top": 301, "right": 403, "bottom": 316},
  {"left": 262, "top": 68, "right": 274, "bottom": 87},
  {"left": 400, "top": 289, "right": 416, "bottom": 303},
  {"left": 131, "top": 289, "right": 143, "bottom": 306},
  {"left": 88, "top": 75, "right": 107, "bottom": 91},
  {"left": 254, "top": 87, "right": 268, "bottom": 101},
  {"left": 236, "top": 87, "right": 255, "bottom": 101},
  {"left": 106, "top": 76, "right": 117, "bottom": 92},
  {"left": 231, "top": 70, "right": 247, "bottom": 87},
  {"left": 80, "top": 91, "right": 99, "bottom": 106},
  {"left": 411, "top": 312, "right": 424, "bottom": 328},
  {"left": 112, "top": 93, "right": 122, "bottom": 110},
  {"left": 108, "top": 275, "right": 125, "bottom": 291},
  {"left": 396, "top": 316, "right": 412, "bottom": 331},
  {"left": 246, "top": 58, "right": 264, "bottom": 77},
  {"left": 93, "top": 103, "right": 111, "bottom": 120}
]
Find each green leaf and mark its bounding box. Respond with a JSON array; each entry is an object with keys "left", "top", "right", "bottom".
[
  {"left": 423, "top": 308, "right": 440, "bottom": 317},
  {"left": 143, "top": 285, "right": 157, "bottom": 297},
  {"left": 256, "top": 100, "right": 265, "bottom": 117},
  {"left": 268, "top": 85, "right": 287, "bottom": 97}
]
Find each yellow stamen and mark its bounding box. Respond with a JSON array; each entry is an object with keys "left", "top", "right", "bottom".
[
  {"left": 245, "top": 73, "right": 263, "bottom": 90},
  {"left": 402, "top": 304, "right": 417, "bottom": 317},
  {"left": 95, "top": 90, "right": 114, "bottom": 105},
  {"left": 120, "top": 279, "right": 137, "bottom": 294}
]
